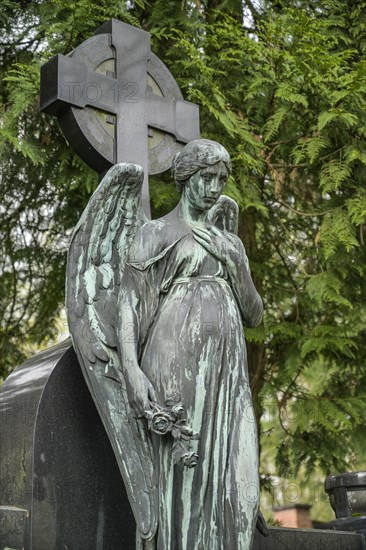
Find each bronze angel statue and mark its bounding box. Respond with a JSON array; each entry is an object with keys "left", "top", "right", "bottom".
[{"left": 66, "top": 139, "right": 264, "bottom": 549}]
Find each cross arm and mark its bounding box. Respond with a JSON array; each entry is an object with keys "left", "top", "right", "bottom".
[
  {"left": 147, "top": 95, "right": 200, "bottom": 144},
  {"left": 40, "top": 54, "right": 117, "bottom": 116}
]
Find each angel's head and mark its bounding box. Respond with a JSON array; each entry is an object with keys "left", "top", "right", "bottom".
[
  {"left": 171, "top": 139, "right": 231, "bottom": 211},
  {"left": 172, "top": 139, "right": 231, "bottom": 192}
]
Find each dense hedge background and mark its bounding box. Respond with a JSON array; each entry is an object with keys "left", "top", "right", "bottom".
[{"left": 1, "top": 0, "right": 365, "bottom": 520}]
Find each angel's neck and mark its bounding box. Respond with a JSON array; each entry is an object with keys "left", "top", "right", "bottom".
[{"left": 176, "top": 200, "right": 208, "bottom": 224}]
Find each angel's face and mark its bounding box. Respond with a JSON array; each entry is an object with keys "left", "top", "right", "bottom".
[{"left": 185, "top": 161, "right": 229, "bottom": 211}]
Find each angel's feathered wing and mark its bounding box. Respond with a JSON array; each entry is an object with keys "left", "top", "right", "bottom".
[{"left": 66, "top": 163, "right": 158, "bottom": 541}]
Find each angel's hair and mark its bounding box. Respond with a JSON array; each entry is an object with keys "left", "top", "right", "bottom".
[{"left": 171, "top": 139, "right": 232, "bottom": 193}]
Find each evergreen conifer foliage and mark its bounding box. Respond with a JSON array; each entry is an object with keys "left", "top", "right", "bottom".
[{"left": 0, "top": 0, "right": 365, "bottom": 484}]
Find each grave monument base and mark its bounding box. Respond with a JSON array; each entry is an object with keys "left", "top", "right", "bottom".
[{"left": 1, "top": 342, "right": 365, "bottom": 550}]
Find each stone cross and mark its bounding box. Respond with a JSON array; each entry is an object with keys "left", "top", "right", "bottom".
[{"left": 40, "top": 19, "right": 200, "bottom": 216}]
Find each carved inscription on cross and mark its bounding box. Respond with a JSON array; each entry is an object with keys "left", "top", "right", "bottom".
[{"left": 40, "top": 19, "right": 200, "bottom": 216}]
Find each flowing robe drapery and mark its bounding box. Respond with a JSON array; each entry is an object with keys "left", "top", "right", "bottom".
[{"left": 118, "top": 219, "right": 263, "bottom": 550}]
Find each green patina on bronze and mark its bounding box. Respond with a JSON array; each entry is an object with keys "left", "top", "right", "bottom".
[{"left": 66, "top": 139, "right": 263, "bottom": 549}]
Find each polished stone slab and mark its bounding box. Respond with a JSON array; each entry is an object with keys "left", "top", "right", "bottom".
[
  {"left": 0, "top": 341, "right": 135, "bottom": 550},
  {"left": 253, "top": 526, "right": 365, "bottom": 550}
]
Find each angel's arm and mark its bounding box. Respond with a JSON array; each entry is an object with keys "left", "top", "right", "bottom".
[
  {"left": 117, "top": 263, "right": 157, "bottom": 415},
  {"left": 117, "top": 223, "right": 162, "bottom": 415},
  {"left": 118, "top": 264, "right": 142, "bottom": 375},
  {"left": 192, "top": 225, "right": 262, "bottom": 327},
  {"left": 225, "top": 233, "right": 263, "bottom": 328},
  {"left": 206, "top": 196, "right": 262, "bottom": 325}
]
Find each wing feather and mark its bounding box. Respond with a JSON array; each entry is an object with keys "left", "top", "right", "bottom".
[{"left": 66, "top": 163, "right": 158, "bottom": 540}]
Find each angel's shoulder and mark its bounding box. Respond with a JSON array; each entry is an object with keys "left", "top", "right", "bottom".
[
  {"left": 134, "top": 218, "right": 170, "bottom": 243},
  {"left": 225, "top": 232, "right": 250, "bottom": 269},
  {"left": 226, "top": 232, "right": 245, "bottom": 252},
  {"left": 128, "top": 219, "right": 171, "bottom": 263}
]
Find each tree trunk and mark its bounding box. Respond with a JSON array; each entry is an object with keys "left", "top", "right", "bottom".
[{"left": 238, "top": 208, "right": 266, "bottom": 424}]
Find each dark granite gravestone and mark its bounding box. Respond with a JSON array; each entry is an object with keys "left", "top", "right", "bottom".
[{"left": 0, "top": 340, "right": 136, "bottom": 550}]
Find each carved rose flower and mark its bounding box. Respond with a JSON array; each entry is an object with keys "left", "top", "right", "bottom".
[
  {"left": 145, "top": 400, "right": 200, "bottom": 468},
  {"left": 171, "top": 404, "right": 185, "bottom": 419},
  {"left": 183, "top": 452, "right": 199, "bottom": 468},
  {"left": 151, "top": 411, "right": 173, "bottom": 435}
]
